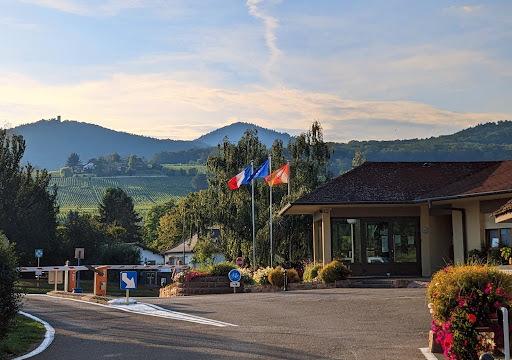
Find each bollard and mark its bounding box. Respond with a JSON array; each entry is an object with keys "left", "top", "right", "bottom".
[
  {"left": 501, "top": 307, "right": 510, "bottom": 360},
  {"left": 283, "top": 269, "right": 288, "bottom": 291},
  {"left": 479, "top": 353, "right": 494, "bottom": 360}
]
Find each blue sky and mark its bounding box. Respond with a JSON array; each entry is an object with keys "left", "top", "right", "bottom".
[{"left": 1, "top": 0, "right": 510, "bottom": 142}]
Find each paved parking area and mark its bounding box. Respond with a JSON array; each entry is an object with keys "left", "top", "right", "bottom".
[{"left": 141, "top": 287, "right": 432, "bottom": 359}]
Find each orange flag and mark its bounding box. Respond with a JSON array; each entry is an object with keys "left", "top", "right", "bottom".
[{"left": 265, "top": 163, "right": 289, "bottom": 186}]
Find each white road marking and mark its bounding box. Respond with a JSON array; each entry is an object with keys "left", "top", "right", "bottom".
[{"left": 26, "top": 294, "right": 237, "bottom": 327}]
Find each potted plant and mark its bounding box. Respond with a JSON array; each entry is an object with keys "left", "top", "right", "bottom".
[{"left": 500, "top": 247, "right": 512, "bottom": 264}]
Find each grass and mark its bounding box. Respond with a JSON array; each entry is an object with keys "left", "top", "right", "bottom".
[{"left": 0, "top": 314, "right": 45, "bottom": 360}]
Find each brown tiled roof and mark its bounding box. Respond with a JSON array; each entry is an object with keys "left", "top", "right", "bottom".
[
  {"left": 492, "top": 199, "right": 512, "bottom": 216},
  {"left": 292, "top": 161, "right": 512, "bottom": 205}
]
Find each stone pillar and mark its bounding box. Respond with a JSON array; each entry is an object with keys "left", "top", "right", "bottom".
[{"left": 321, "top": 210, "right": 332, "bottom": 265}]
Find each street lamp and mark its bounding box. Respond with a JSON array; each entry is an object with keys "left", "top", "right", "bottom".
[{"left": 347, "top": 219, "right": 357, "bottom": 263}]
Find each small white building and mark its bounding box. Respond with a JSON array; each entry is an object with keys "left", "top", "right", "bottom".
[
  {"left": 162, "top": 228, "right": 225, "bottom": 268},
  {"left": 128, "top": 243, "right": 165, "bottom": 265}
]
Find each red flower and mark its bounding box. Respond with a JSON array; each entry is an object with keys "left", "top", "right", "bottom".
[
  {"left": 467, "top": 313, "right": 477, "bottom": 323},
  {"left": 442, "top": 332, "right": 454, "bottom": 350}
]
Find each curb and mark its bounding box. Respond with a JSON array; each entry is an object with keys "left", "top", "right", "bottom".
[{"left": 14, "top": 311, "right": 55, "bottom": 360}]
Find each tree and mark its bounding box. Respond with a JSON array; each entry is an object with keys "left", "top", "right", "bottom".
[
  {"left": 66, "top": 152, "right": 81, "bottom": 169},
  {"left": 0, "top": 234, "right": 21, "bottom": 341},
  {"left": 0, "top": 130, "right": 59, "bottom": 265},
  {"left": 352, "top": 148, "right": 366, "bottom": 168},
  {"left": 98, "top": 188, "right": 141, "bottom": 243},
  {"left": 60, "top": 166, "right": 73, "bottom": 177},
  {"left": 142, "top": 200, "right": 176, "bottom": 249},
  {"left": 56, "top": 211, "right": 105, "bottom": 264}
]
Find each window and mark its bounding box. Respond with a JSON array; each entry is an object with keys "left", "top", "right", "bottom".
[{"left": 487, "top": 228, "right": 512, "bottom": 248}]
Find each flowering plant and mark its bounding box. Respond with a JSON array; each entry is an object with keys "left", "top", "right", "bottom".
[
  {"left": 184, "top": 271, "right": 209, "bottom": 282},
  {"left": 427, "top": 264, "right": 512, "bottom": 359}
]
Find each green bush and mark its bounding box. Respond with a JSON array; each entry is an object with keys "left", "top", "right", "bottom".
[
  {"left": 0, "top": 236, "right": 22, "bottom": 341},
  {"left": 207, "top": 262, "right": 236, "bottom": 276},
  {"left": 285, "top": 268, "right": 300, "bottom": 283},
  {"left": 318, "top": 260, "right": 351, "bottom": 283},
  {"left": 268, "top": 266, "right": 284, "bottom": 287},
  {"left": 253, "top": 267, "right": 273, "bottom": 285},
  {"left": 303, "top": 263, "right": 323, "bottom": 282}
]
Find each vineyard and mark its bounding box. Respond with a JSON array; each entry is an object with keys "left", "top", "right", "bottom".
[{"left": 50, "top": 175, "right": 197, "bottom": 221}]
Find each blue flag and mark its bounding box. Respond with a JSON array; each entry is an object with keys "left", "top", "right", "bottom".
[{"left": 248, "top": 159, "right": 269, "bottom": 182}]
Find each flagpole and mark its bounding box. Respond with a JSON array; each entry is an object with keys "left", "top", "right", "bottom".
[
  {"left": 287, "top": 160, "right": 290, "bottom": 197},
  {"left": 269, "top": 154, "right": 273, "bottom": 267},
  {"left": 251, "top": 160, "right": 256, "bottom": 272}
]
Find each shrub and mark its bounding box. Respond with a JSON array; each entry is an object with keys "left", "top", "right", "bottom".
[
  {"left": 318, "top": 260, "right": 351, "bottom": 283},
  {"left": 303, "top": 263, "right": 323, "bottom": 282},
  {"left": 207, "top": 262, "right": 236, "bottom": 277},
  {"left": 239, "top": 267, "right": 255, "bottom": 285},
  {"left": 286, "top": 268, "right": 300, "bottom": 283},
  {"left": 184, "top": 271, "right": 209, "bottom": 282},
  {"left": 427, "top": 264, "right": 512, "bottom": 359},
  {"left": 268, "top": 266, "right": 284, "bottom": 287},
  {"left": 253, "top": 267, "right": 273, "bottom": 285},
  {"left": 0, "top": 237, "right": 21, "bottom": 341}
]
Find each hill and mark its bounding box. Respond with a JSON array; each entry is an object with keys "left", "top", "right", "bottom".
[
  {"left": 7, "top": 118, "right": 200, "bottom": 170},
  {"left": 195, "top": 122, "right": 292, "bottom": 147},
  {"left": 328, "top": 120, "right": 512, "bottom": 174},
  {"left": 7, "top": 118, "right": 293, "bottom": 170}
]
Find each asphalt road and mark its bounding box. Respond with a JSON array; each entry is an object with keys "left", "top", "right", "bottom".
[{"left": 22, "top": 288, "right": 432, "bottom": 359}]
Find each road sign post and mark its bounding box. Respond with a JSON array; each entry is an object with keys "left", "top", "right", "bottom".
[
  {"left": 236, "top": 257, "right": 243, "bottom": 268},
  {"left": 35, "top": 249, "right": 43, "bottom": 287},
  {"left": 120, "top": 271, "right": 137, "bottom": 304},
  {"left": 228, "top": 269, "right": 241, "bottom": 294},
  {"left": 73, "top": 248, "right": 84, "bottom": 293}
]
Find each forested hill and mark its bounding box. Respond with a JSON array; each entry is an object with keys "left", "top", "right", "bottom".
[
  {"left": 6, "top": 117, "right": 512, "bottom": 173},
  {"left": 195, "top": 122, "right": 292, "bottom": 146},
  {"left": 7, "top": 119, "right": 293, "bottom": 170},
  {"left": 328, "top": 120, "right": 512, "bottom": 173},
  {"left": 8, "top": 119, "right": 199, "bottom": 170}
]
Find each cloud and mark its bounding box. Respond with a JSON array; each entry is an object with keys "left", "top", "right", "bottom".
[
  {"left": 0, "top": 17, "right": 38, "bottom": 29},
  {"left": 0, "top": 71, "right": 509, "bottom": 142},
  {"left": 246, "top": 0, "right": 282, "bottom": 83},
  {"left": 20, "top": 0, "right": 151, "bottom": 16}
]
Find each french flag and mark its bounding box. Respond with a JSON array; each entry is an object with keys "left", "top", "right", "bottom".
[{"left": 228, "top": 165, "right": 252, "bottom": 190}]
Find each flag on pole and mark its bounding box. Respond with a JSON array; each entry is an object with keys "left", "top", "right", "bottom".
[
  {"left": 265, "top": 163, "right": 289, "bottom": 186},
  {"left": 247, "top": 159, "right": 269, "bottom": 182},
  {"left": 228, "top": 165, "right": 252, "bottom": 190}
]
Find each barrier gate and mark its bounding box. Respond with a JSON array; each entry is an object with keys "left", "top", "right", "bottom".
[{"left": 19, "top": 265, "right": 187, "bottom": 295}]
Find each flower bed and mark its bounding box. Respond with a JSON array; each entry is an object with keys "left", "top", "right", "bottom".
[
  {"left": 159, "top": 275, "right": 244, "bottom": 297},
  {"left": 427, "top": 264, "right": 512, "bottom": 359}
]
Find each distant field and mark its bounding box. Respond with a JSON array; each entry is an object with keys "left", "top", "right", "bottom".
[{"left": 49, "top": 173, "right": 200, "bottom": 220}]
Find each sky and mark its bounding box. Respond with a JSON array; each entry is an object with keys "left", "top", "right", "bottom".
[{"left": 0, "top": 0, "right": 511, "bottom": 143}]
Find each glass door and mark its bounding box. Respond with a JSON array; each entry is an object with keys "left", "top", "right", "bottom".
[
  {"left": 366, "top": 221, "right": 391, "bottom": 266},
  {"left": 363, "top": 219, "right": 420, "bottom": 276}
]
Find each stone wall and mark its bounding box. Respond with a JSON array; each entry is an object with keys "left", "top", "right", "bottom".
[{"left": 159, "top": 276, "right": 243, "bottom": 297}]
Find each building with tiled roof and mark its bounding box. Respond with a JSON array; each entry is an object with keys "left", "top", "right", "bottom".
[{"left": 281, "top": 161, "right": 512, "bottom": 276}]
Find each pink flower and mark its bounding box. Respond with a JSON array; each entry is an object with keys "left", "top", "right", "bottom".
[
  {"left": 442, "top": 332, "right": 454, "bottom": 350},
  {"left": 444, "top": 266, "right": 451, "bottom": 273},
  {"left": 497, "top": 287, "right": 503, "bottom": 295},
  {"left": 467, "top": 313, "right": 477, "bottom": 323},
  {"left": 495, "top": 301, "right": 500, "bottom": 308}
]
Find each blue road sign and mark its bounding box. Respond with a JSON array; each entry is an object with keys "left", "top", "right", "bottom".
[
  {"left": 35, "top": 249, "right": 43, "bottom": 258},
  {"left": 120, "top": 271, "right": 137, "bottom": 290},
  {"left": 228, "top": 269, "right": 241, "bottom": 282}
]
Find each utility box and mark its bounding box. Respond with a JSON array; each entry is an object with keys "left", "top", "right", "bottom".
[
  {"left": 68, "top": 270, "right": 77, "bottom": 292},
  {"left": 94, "top": 266, "right": 108, "bottom": 296}
]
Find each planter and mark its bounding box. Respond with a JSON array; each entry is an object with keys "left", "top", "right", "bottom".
[{"left": 159, "top": 276, "right": 244, "bottom": 297}]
